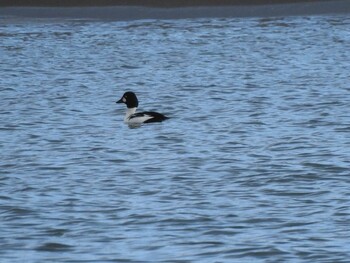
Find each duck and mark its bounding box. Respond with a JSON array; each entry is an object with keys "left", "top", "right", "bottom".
[{"left": 116, "top": 91, "right": 169, "bottom": 124}]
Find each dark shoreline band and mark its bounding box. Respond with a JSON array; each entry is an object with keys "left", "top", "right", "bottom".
[
  {"left": 1, "top": 0, "right": 349, "bottom": 20},
  {"left": 0, "top": 0, "right": 339, "bottom": 7}
]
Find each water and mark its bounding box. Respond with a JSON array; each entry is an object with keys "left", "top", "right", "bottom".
[{"left": 1, "top": 13, "right": 350, "bottom": 262}]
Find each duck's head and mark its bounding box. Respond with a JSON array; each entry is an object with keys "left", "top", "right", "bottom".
[{"left": 116, "top": 91, "right": 139, "bottom": 108}]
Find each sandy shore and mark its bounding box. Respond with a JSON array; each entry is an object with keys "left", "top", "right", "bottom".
[{"left": 1, "top": 0, "right": 349, "bottom": 20}]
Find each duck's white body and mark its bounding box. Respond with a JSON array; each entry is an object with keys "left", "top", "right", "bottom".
[{"left": 124, "top": 108, "right": 157, "bottom": 124}]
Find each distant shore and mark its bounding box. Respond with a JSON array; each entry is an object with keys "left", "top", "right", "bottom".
[
  {"left": 1, "top": 0, "right": 349, "bottom": 20},
  {"left": 0, "top": 0, "right": 339, "bottom": 7}
]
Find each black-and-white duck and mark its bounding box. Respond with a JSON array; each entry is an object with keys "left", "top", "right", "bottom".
[{"left": 116, "top": 91, "right": 169, "bottom": 124}]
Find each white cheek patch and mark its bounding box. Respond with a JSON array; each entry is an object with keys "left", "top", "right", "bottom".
[{"left": 122, "top": 97, "right": 126, "bottom": 103}]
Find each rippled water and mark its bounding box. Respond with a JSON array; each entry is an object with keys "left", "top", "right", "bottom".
[{"left": 1, "top": 13, "right": 350, "bottom": 262}]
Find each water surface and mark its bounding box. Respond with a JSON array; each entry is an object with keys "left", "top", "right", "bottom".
[{"left": 1, "top": 13, "right": 350, "bottom": 262}]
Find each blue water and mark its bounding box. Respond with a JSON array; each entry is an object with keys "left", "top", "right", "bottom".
[{"left": 1, "top": 13, "right": 350, "bottom": 262}]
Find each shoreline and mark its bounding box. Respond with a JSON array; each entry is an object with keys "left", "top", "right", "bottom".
[
  {"left": 0, "top": 0, "right": 339, "bottom": 8},
  {"left": 1, "top": 0, "right": 349, "bottom": 20}
]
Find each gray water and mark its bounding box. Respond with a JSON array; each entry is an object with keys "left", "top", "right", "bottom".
[{"left": 1, "top": 13, "right": 350, "bottom": 263}]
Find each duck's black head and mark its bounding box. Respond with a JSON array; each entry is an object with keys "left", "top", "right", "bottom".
[{"left": 116, "top": 91, "right": 139, "bottom": 108}]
